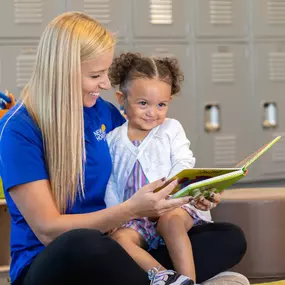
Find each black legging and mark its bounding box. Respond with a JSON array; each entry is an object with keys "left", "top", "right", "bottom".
[{"left": 14, "top": 223, "right": 246, "bottom": 285}]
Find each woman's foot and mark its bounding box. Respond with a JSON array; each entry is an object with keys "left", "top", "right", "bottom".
[
  {"left": 201, "top": 271, "right": 250, "bottom": 285},
  {"left": 148, "top": 267, "right": 194, "bottom": 285}
]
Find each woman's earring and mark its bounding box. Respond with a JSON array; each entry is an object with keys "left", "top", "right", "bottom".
[{"left": 120, "top": 105, "right": 127, "bottom": 119}]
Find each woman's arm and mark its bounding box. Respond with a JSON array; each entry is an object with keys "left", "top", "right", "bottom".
[
  {"left": 10, "top": 178, "right": 189, "bottom": 245},
  {"left": 9, "top": 179, "right": 133, "bottom": 245}
]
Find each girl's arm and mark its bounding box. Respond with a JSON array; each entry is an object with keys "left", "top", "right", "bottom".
[{"left": 104, "top": 172, "right": 121, "bottom": 207}]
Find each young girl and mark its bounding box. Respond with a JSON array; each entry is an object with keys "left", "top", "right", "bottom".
[{"left": 105, "top": 53, "right": 213, "bottom": 285}]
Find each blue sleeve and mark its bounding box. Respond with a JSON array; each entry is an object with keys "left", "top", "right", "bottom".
[
  {"left": 105, "top": 101, "right": 126, "bottom": 132},
  {"left": 0, "top": 123, "right": 49, "bottom": 192}
]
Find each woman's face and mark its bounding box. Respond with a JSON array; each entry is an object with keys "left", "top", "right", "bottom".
[{"left": 81, "top": 48, "right": 114, "bottom": 108}]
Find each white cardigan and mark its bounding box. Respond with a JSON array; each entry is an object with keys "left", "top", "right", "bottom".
[{"left": 105, "top": 118, "right": 212, "bottom": 222}]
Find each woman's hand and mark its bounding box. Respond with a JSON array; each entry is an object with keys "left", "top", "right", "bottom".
[
  {"left": 190, "top": 192, "right": 222, "bottom": 211},
  {"left": 125, "top": 178, "right": 191, "bottom": 218}
]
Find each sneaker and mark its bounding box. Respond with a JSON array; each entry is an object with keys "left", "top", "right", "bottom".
[
  {"left": 148, "top": 267, "right": 194, "bottom": 285},
  {"left": 201, "top": 271, "right": 250, "bottom": 285}
]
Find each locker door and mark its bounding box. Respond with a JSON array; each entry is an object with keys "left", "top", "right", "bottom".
[
  {"left": 195, "top": 0, "right": 248, "bottom": 38},
  {"left": 132, "top": 0, "right": 190, "bottom": 38},
  {"left": 132, "top": 45, "right": 197, "bottom": 151},
  {"left": 195, "top": 0, "right": 249, "bottom": 38},
  {"left": 0, "top": 44, "right": 37, "bottom": 98},
  {"left": 67, "top": 0, "right": 128, "bottom": 38},
  {"left": 195, "top": 44, "right": 253, "bottom": 176},
  {"left": 253, "top": 43, "right": 285, "bottom": 179},
  {"left": 0, "top": 0, "right": 65, "bottom": 37},
  {"left": 253, "top": 0, "right": 285, "bottom": 37},
  {"left": 0, "top": 44, "right": 131, "bottom": 105}
]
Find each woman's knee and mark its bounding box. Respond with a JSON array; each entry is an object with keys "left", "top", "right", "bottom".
[
  {"left": 50, "top": 228, "right": 108, "bottom": 255},
  {"left": 189, "top": 222, "right": 247, "bottom": 259},
  {"left": 227, "top": 223, "right": 247, "bottom": 257},
  {"left": 211, "top": 222, "right": 247, "bottom": 258},
  {"left": 56, "top": 228, "right": 103, "bottom": 243}
]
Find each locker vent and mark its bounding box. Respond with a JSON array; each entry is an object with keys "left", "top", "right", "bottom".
[
  {"left": 84, "top": 0, "right": 111, "bottom": 24},
  {"left": 214, "top": 136, "right": 237, "bottom": 166},
  {"left": 210, "top": 0, "right": 233, "bottom": 25},
  {"left": 269, "top": 52, "right": 285, "bottom": 82},
  {"left": 149, "top": 0, "right": 173, "bottom": 24},
  {"left": 267, "top": 0, "right": 285, "bottom": 25},
  {"left": 16, "top": 49, "right": 36, "bottom": 88},
  {"left": 152, "top": 47, "right": 173, "bottom": 57},
  {"left": 272, "top": 133, "right": 285, "bottom": 162},
  {"left": 212, "top": 50, "right": 235, "bottom": 83},
  {"left": 14, "top": 0, "right": 43, "bottom": 24}
]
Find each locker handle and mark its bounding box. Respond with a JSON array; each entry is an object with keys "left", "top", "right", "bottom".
[
  {"left": 263, "top": 102, "right": 277, "bottom": 129},
  {"left": 205, "top": 104, "right": 220, "bottom": 132}
]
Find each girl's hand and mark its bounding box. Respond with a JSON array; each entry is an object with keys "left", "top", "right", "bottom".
[
  {"left": 125, "top": 178, "right": 191, "bottom": 218},
  {"left": 191, "top": 192, "right": 222, "bottom": 211}
]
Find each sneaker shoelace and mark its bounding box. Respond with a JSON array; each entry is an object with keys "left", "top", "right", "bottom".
[{"left": 148, "top": 267, "right": 176, "bottom": 285}]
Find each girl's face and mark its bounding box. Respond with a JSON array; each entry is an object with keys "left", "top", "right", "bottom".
[
  {"left": 81, "top": 48, "right": 114, "bottom": 108},
  {"left": 121, "top": 78, "right": 172, "bottom": 132}
]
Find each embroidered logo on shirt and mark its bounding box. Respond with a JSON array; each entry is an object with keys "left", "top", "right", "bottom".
[{"left": 94, "top": 124, "right": 106, "bottom": 141}]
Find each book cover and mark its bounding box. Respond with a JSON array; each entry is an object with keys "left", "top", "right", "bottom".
[{"left": 162, "top": 136, "right": 281, "bottom": 199}]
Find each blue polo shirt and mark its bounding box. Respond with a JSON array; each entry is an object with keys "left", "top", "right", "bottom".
[{"left": 0, "top": 97, "right": 125, "bottom": 283}]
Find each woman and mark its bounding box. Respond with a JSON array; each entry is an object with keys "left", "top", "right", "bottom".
[{"left": 0, "top": 12, "right": 248, "bottom": 285}]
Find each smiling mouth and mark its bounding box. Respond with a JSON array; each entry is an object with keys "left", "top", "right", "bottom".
[
  {"left": 89, "top": 92, "right": 100, "bottom": 98},
  {"left": 143, "top": 119, "right": 156, "bottom": 123}
]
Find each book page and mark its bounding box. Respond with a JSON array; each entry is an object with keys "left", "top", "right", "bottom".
[{"left": 235, "top": 136, "right": 281, "bottom": 170}]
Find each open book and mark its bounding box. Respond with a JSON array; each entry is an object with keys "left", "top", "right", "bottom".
[{"left": 156, "top": 136, "right": 281, "bottom": 199}]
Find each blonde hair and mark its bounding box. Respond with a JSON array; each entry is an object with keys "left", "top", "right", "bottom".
[{"left": 21, "top": 12, "right": 116, "bottom": 212}]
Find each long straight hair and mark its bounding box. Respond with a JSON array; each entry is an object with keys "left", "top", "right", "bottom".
[{"left": 21, "top": 12, "right": 115, "bottom": 212}]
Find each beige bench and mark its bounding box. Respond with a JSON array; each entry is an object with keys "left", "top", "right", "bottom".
[{"left": 211, "top": 188, "right": 285, "bottom": 281}]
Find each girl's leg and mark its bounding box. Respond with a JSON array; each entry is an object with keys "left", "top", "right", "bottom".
[
  {"left": 111, "top": 228, "right": 165, "bottom": 272},
  {"left": 150, "top": 222, "right": 247, "bottom": 284},
  {"left": 111, "top": 225, "right": 194, "bottom": 285},
  {"left": 15, "top": 229, "right": 150, "bottom": 285},
  {"left": 157, "top": 208, "right": 196, "bottom": 282}
]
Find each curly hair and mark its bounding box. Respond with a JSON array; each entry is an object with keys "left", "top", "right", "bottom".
[{"left": 108, "top": 52, "right": 184, "bottom": 96}]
